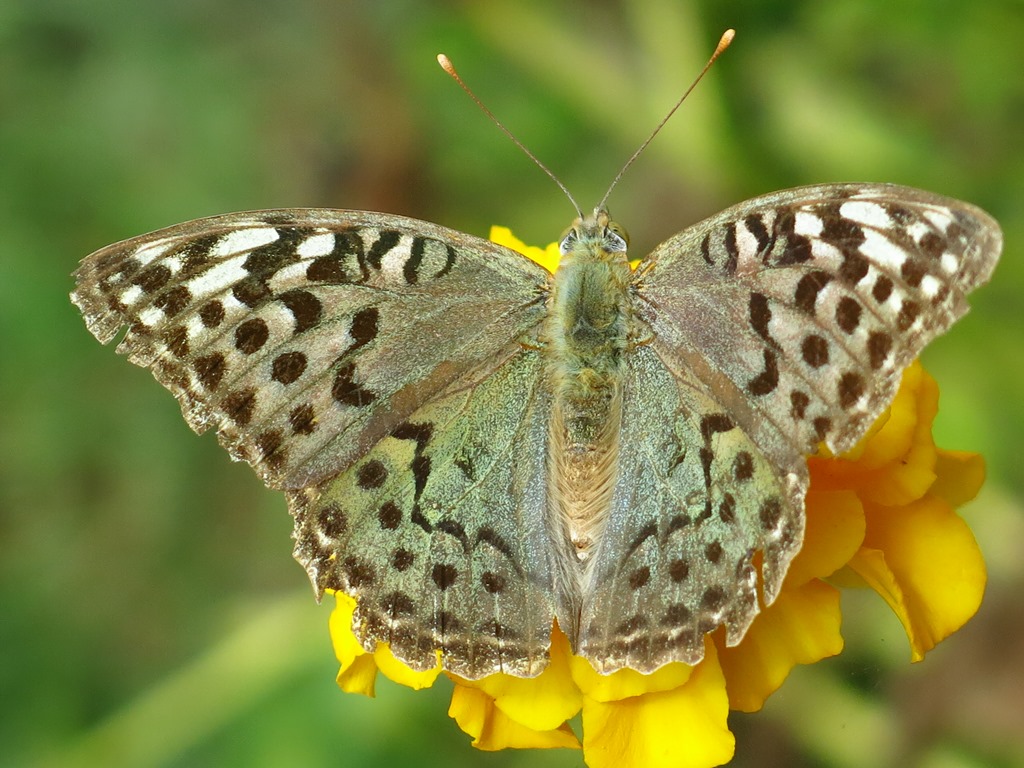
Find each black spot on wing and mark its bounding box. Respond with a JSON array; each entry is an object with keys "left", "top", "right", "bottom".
[
  {"left": 349, "top": 307, "right": 379, "bottom": 349},
  {"left": 332, "top": 363, "right": 376, "bottom": 407},
  {"left": 747, "top": 349, "right": 779, "bottom": 396},
  {"left": 155, "top": 285, "right": 191, "bottom": 317},
  {"left": 278, "top": 289, "right": 322, "bottom": 333},
  {"left": 234, "top": 318, "right": 269, "bottom": 354},
  {"left": 700, "top": 414, "right": 735, "bottom": 441},
  {"left": 307, "top": 229, "right": 368, "bottom": 284},
  {"left": 749, "top": 293, "right": 774, "bottom": 345},
  {"left": 723, "top": 225, "right": 739, "bottom": 274},
  {"left": 234, "top": 227, "right": 306, "bottom": 308},
  {"left": 199, "top": 300, "right": 225, "bottom": 328},
  {"left": 794, "top": 271, "right": 832, "bottom": 314},
  {"left": 272, "top": 351, "right": 307, "bottom": 384},
  {"left": 365, "top": 230, "right": 401, "bottom": 270},
  {"left": 700, "top": 232, "right": 713, "bottom": 266},
  {"left": 134, "top": 264, "right": 171, "bottom": 293},
  {"left": 743, "top": 214, "right": 771, "bottom": 256}
]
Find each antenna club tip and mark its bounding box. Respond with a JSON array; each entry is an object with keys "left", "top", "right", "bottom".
[
  {"left": 717, "top": 29, "right": 735, "bottom": 53},
  {"left": 437, "top": 53, "right": 454, "bottom": 73}
]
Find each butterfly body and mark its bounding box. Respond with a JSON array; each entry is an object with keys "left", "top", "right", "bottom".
[
  {"left": 72, "top": 184, "right": 1000, "bottom": 679},
  {"left": 546, "top": 210, "right": 634, "bottom": 564}
]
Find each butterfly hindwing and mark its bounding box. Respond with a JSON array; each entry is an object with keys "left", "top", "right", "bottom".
[
  {"left": 290, "top": 349, "right": 567, "bottom": 680},
  {"left": 577, "top": 344, "right": 802, "bottom": 673},
  {"left": 72, "top": 209, "right": 551, "bottom": 492}
]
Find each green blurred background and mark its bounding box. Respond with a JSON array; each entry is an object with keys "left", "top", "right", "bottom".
[{"left": 2, "top": 1, "right": 1021, "bottom": 767}]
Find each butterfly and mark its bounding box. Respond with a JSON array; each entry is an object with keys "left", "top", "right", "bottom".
[{"left": 71, "top": 182, "right": 1001, "bottom": 679}]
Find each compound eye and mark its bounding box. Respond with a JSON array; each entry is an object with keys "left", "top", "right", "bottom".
[
  {"left": 559, "top": 229, "right": 577, "bottom": 255},
  {"left": 604, "top": 225, "right": 628, "bottom": 252}
]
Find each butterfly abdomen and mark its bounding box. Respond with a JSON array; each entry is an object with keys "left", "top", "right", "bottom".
[{"left": 546, "top": 238, "right": 634, "bottom": 564}]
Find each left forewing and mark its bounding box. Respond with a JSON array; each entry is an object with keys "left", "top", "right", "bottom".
[{"left": 71, "top": 209, "right": 551, "bottom": 490}]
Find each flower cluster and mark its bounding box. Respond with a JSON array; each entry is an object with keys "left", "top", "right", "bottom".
[{"left": 326, "top": 228, "right": 986, "bottom": 768}]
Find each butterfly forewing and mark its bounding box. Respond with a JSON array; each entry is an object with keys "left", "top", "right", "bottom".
[
  {"left": 72, "top": 210, "right": 551, "bottom": 492},
  {"left": 635, "top": 184, "right": 1001, "bottom": 466}
]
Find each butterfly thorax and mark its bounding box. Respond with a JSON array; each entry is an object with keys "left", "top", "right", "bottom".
[{"left": 545, "top": 210, "right": 633, "bottom": 564}]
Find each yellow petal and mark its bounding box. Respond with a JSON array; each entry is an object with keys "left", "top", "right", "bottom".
[
  {"left": 452, "top": 622, "right": 582, "bottom": 730},
  {"left": 857, "top": 366, "right": 940, "bottom": 506},
  {"left": 786, "top": 489, "right": 865, "bottom": 585},
  {"left": 328, "top": 592, "right": 379, "bottom": 696},
  {"left": 570, "top": 654, "right": 694, "bottom": 704},
  {"left": 582, "top": 641, "right": 734, "bottom": 768},
  {"left": 489, "top": 225, "right": 560, "bottom": 273},
  {"left": 848, "top": 361, "right": 927, "bottom": 467},
  {"left": 337, "top": 654, "right": 379, "bottom": 696},
  {"left": 851, "top": 495, "right": 986, "bottom": 660},
  {"left": 718, "top": 580, "right": 843, "bottom": 712},
  {"left": 328, "top": 592, "right": 439, "bottom": 691},
  {"left": 808, "top": 363, "right": 939, "bottom": 506},
  {"left": 931, "top": 449, "right": 986, "bottom": 507},
  {"left": 448, "top": 684, "right": 581, "bottom": 751},
  {"left": 328, "top": 592, "right": 362, "bottom": 665},
  {"left": 373, "top": 644, "right": 441, "bottom": 690}
]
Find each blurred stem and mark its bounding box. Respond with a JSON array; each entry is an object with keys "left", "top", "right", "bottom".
[{"left": 44, "top": 592, "right": 327, "bottom": 768}]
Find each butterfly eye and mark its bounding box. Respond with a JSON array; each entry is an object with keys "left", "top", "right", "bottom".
[
  {"left": 558, "top": 230, "right": 578, "bottom": 255},
  {"left": 603, "top": 224, "right": 629, "bottom": 252}
]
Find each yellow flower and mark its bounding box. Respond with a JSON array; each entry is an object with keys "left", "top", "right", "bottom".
[{"left": 325, "top": 229, "right": 987, "bottom": 768}]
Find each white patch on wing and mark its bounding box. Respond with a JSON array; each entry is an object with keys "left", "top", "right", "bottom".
[
  {"left": 297, "top": 232, "right": 336, "bottom": 258},
  {"left": 794, "top": 211, "right": 823, "bottom": 237},
  {"left": 840, "top": 200, "right": 892, "bottom": 230},
  {"left": 221, "top": 294, "right": 247, "bottom": 315},
  {"left": 736, "top": 220, "right": 761, "bottom": 260},
  {"left": 379, "top": 236, "right": 412, "bottom": 280},
  {"left": 922, "top": 209, "right": 953, "bottom": 232},
  {"left": 810, "top": 239, "right": 842, "bottom": 262},
  {"left": 859, "top": 229, "right": 908, "bottom": 271},
  {"left": 138, "top": 306, "right": 165, "bottom": 327},
  {"left": 213, "top": 228, "right": 280, "bottom": 258},
  {"left": 120, "top": 284, "right": 143, "bottom": 306},
  {"left": 272, "top": 261, "right": 311, "bottom": 284},
  {"left": 187, "top": 254, "right": 250, "bottom": 296},
  {"left": 133, "top": 239, "right": 174, "bottom": 267},
  {"left": 906, "top": 221, "right": 930, "bottom": 242},
  {"left": 187, "top": 315, "right": 206, "bottom": 338},
  {"left": 919, "top": 274, "right": 942, "bottom": 299}
]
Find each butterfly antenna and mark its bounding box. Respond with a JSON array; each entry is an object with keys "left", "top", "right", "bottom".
[
  {"left": 438, "top": 53, "right": 584, "bottom": 218},
  {"left": 597, "top": 29, "right": 735, "bottom": 211}
]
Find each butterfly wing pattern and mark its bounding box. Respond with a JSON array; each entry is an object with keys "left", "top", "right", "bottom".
[
  {"left": 72, "top": 184, "right": 1000, "bottom": 680},
  {"left": 72, "top": 210, "right": 551, "bottom": 490},
  {"left": 575, "top": 184, "right": 1000, "bottom": 672},
  {"left": 71, "top": 209, "right": 568, "bottom": 678},
  {"left": 290, "top": 349, "right": 566, "bottom": 678}
]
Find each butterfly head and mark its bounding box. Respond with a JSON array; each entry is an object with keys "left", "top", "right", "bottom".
[{"left": 558, "top": 208, "right": 630, "bottom": 261}]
